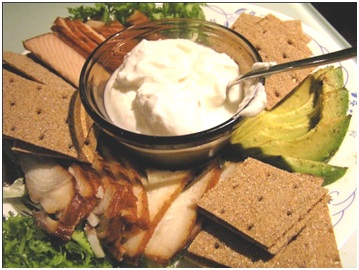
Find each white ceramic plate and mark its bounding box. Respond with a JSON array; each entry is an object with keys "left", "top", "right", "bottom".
[{"left": 201, "top": 2, "right": 357, "bottom": 267}]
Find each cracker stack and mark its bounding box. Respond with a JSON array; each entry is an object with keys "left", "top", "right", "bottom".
[
  {"left": 3, "top": 51, "right": 98, "bottom": 163},
  {"left": 187, "top": 158, "right": 342, "bottom": 267},
  {"left": 232, "top": 13, "right": 315, "bottom": 110}
]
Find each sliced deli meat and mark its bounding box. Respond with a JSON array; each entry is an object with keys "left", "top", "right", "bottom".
[
  {"left": 72, "top": 19, "right": 106, "bottom": 44},
  {"left": 144, "top": 162, "right": 221, "bottom": 264},
  {"left": 52, "top": 17, "right": 100, "bottom": 58},
  {"left": 122, "top": 169, "right": 193, "bottom": 260},
  {"left": 23, "top": 33, "right": 86, "bottom": 87}
]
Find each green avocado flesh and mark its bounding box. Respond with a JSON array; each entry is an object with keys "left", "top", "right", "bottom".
[
  {"left": 230, "top": 66, "right": 351, "bottom": 185},
  {"left": 260, "top": 156, "right": 348, "bottom": 186}
]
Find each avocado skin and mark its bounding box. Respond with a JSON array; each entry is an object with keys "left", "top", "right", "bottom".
[
  {"left": 230, "top": 66, "right": 351, "bottom": 184},
  {"left": 260, "top": 156, "right": 348, "bottom": 186}
]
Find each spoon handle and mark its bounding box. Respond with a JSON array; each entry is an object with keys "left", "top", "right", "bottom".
[{"left": 228, "top": 47, "right": 357, "bottom": 88}]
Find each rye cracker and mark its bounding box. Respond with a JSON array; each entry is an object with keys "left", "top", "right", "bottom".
[
  {"left": 71, "top": 91, "right": 98, "bottom": 162},
  {"left": 3, "top": 52, "right": 98, "bottom": 162},
  {"left": 3, "top": 51, "right": 71, "bottom": 87},
  {"left": 11, "top": 140, "right": 72, "bottom": 160},
  {"left": 232, "top": 13, "right": 314, "bottom": 110},
  {"left": 197, "top": 158, "right": 328, "bottom": 254},
  {"left": 187, "top": 197, "right": 341, "bottom": 267},
  {"left": 76, "top": 124, "right": 100, "bottom": 163},
  {"left": 8, "top": 99, "right": 98, "bottom": 163},
  {"left": 3, "top": 69, "right": 95, "bottom": 163}
]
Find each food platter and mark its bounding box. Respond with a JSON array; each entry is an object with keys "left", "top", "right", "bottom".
[
  {"left": 207, "top": 0, "right": 358, "bottom": 262},
  {"left": 201, "top": 3, "right": 357, "bottom": 267},
  {"left": 2, "top": 2, "right": 357, "bottom": 267}
]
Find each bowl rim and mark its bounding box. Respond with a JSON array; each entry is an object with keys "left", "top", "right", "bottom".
[{"left": 79, "top": 18, "right": 263, "bottom": 147}]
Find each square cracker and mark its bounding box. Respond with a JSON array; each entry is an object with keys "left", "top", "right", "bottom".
[
  {"left": 10, "top": 121, "right": 98, "bottom": 163},
  {"left": 231, "top": 13, "right": 314, "bottom": 110},
  {"left": 3, "top": 51, "right": 70, "bottom": 87},
  {"left": 3, "top": 51, "right": 94, "bottom": 138},
  {"left": 3, "top": 51, "right": 97, "bottom": 162},
  {"left": 11, "top": 140, "right": 73, "bottom": 160},
  {"left": 6, "top": 97, "right": 97, "bottom": 163},
  {"left": 197, "top": 158, "right": 328, "bottom": 254},
  {"left": 3, "top": 69, "right": 95, "bottom": 162},
  {"left": 187, "top": 197, "right": 341, "bottom": 267}
]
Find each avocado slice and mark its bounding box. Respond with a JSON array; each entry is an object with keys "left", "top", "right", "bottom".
[
  {"left": 313, "top": 66, "right": 345, "bottom": 90},
  {"left": 260, "top": 155, "right": 348, "bottom": 186},
  {"left": 238, "top": 115, "right": 351, "bottom": 161},
  {"left": 267, "top": 93, "right": 320, "bottom": 125},
  {"left": 233, "top": 92, "right": 319, "bottom": 141},
  {"left": 239, "top": 85, "right": 351, "bottom": 157},
  {"left": 321, "top": 88, "right": 349, "bottom": 118},
  {"left": 235, "top": 120, "right": 312, "bottom": 143},
  {"left": 231, "top": 66, "right": 351, "bottom": 164},
  {"left": 232, "top": 75, "right": 321, "bottom": 143},
  {"left": 270, "top": 74, "right": 319, "bottom": 114}
]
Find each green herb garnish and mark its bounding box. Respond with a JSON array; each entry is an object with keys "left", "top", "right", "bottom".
[
  {"left": 2, "top": 213, "right": 115, "bottom": 268},
  {"left": 68, "top": 3, "right": 206, "bottom": 25}
]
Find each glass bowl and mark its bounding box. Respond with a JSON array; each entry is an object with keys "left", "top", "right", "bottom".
[{"left": 79, "top": 18, "right": 262, "bottom": 168}]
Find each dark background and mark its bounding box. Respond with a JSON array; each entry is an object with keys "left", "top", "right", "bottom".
[{"left": 312, "top": 3, "right": 357, "bottom": 47}]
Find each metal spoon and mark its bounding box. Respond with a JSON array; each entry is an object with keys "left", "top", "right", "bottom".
[
  {"left": 228, "top": 47, "right": 356, "bottom": 89},
  {"left": 229, "top": 47, "right": 357, "bottom": 114}
]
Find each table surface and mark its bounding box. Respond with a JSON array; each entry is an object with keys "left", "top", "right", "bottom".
[
  {"left": 2, "top": 3, "right": 357, "bottom": 268},
  {"left": 311, "top": 2, "right": 356, "bottom": 47}
]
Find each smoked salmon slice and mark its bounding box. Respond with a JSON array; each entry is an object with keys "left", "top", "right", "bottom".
[{"left": 23, "top": 33, "right": 86, "bottom": 88}]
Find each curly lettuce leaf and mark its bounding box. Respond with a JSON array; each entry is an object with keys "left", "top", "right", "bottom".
[
  {"left": 2, "top": 213, "right": 115, "bottom": 268},
  {"left": 161, "top": 3, "right": 206, "bottom": 20},
  {"left": 68, "top": 3, "right": 206, "bottom": 25},
  {"left": 68, "top": 3, "right": 109, "bottom": 22}
]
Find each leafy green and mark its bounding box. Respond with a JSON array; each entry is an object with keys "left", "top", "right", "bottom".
[
  {"left": 160, "top": 3, "right": 206, "bottom": 20},
  {"left": 68, "top": 3, "right": 206, "bottom": 25},
  {"left": 2, "top": 213, "right": 115, "bottom": 268}
]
